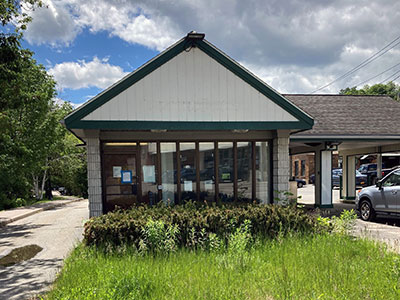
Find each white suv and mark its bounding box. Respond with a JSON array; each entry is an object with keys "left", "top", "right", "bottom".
[{"left": 356, "top": 168, "right": 400, "bottom": 221}]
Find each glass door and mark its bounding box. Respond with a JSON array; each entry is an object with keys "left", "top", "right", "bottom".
[{"left": 103, "top": 151, "right": 138, "bottom": 211}]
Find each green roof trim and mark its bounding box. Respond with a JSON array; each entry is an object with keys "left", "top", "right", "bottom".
[
  {"left": 66, "top": 120, "right": 310, "bottom": 131},
  {"left": 64, "top": 34, "right": 314, "bottom": 130}
]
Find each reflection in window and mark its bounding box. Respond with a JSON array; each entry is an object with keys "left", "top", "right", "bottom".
[
  {"left": 218, "top": 142, "right": 234, "bottom": 202},
  {"left": 161, "top": 143, "right": 177, "bottom": 205},
  {"left": 199, "top": 143, "right": 215, "bottom": 202},
  {"left": 237, "top": 142, "right": 252, "bottom": 202},
  {"left": 141, "top": 143, "right": 158, "bottom": 205},
  {"left": 256, "top": 141, "right": 269, "bottom": 203},
  {"left": 180, "top": 143, "right": 197, "bottom": 201}
]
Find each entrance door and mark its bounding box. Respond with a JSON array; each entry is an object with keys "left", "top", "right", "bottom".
[{"left": 103, "top": 152, "right": 139, "bottom": 212}]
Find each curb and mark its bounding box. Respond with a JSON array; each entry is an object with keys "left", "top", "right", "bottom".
[{"left": 0, "top": 198, "right": 86, "bottom": 227}]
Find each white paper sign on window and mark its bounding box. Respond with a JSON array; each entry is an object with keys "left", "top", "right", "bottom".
[
  {"left": 184, "top": 180, "right": 193, "bottom": 192},
  {"left": 113, "top": 166, "right": 122, "bottom": 178},
  {"left": 143, "top": 165, "right": 156, "bottom": 183}
]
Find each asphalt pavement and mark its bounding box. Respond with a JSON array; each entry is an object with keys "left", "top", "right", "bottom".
[{"left": 0, "top": 199, "right": 88, "bottom": 299}]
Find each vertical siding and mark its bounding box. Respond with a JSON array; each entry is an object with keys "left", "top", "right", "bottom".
[{"left": 83, "top": 48, "right": 298, "bottom": 122}]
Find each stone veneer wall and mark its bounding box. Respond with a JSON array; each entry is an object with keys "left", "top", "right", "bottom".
[
  {"left": 272, "top": 136, "right": 290, "bottom": 202},
  {"left": 86, "top": 137, "right": 102, "bottom": 217}
]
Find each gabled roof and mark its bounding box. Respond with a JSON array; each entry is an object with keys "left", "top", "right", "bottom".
[
  {"left": 286, "top": 94, "right": 400, "bottom": 139},
  {"left": 64, "top": 33, "right": 313, "bottom": 131}
]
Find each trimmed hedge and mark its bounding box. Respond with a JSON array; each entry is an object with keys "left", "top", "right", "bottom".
[{"left": 83, "top": 203, "right": 330, "bottom": 247}]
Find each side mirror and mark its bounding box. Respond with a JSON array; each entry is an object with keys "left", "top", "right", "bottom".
[{"left": 376, "top": 181, "right": 383, "bottom": 189}]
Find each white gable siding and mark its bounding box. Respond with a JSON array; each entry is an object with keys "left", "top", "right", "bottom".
[{"left": 83, "top": 48, "right": 298, "bottom": 122}]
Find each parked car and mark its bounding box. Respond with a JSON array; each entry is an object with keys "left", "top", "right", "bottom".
[
  {"left": 356, "top": 167, "right": 400, "bottom": 221},
  {"left": 357, "top": 163, "right": 394, "bottom": 185},
  {"left": 295, "top": 178, "right": 306, "bottom": 188}
]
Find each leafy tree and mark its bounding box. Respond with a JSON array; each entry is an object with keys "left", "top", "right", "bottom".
[
  {"left": 340, "top": 82, "right": 400, "bottom": 100},
  {"left": 1, "top": 0, "right": 43, "bottom": 111},
  {"left": 0, "top": 0, "right": 87, "bottom": 208},
  {"left": 49, "top": 103, "right": 88, "bottom": 198}
]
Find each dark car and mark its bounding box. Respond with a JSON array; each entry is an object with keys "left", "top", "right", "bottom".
[
  {"left": 357, "top": 163, "right": 393, "bottom": 185},
  {"left": 356, "top": 167, "right": 400, "bottom": 221},
  {"left": 332, "top": 169, "right": 367, "bottom": 187},
  {"left": 295, "top": 178, "right": 306, "bottom": 188}
]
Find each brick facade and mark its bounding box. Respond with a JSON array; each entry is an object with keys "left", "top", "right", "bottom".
[
  {"left": 86, "top": 137, "right": 103, "bottom": 217},
  {"left": 273, "top": 135, "right": 290, "bottom": 201}
]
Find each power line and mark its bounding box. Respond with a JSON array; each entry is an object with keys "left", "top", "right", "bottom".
[
  {"left": 379, "top": 68, "right": 400, "bottom": 84},
  {"left": 311, "top": 34, "right": 400, "bottom": 93},
  {"left": 390, "top": 73, "right": 400, "bottom": 82},
  {"left": 353, "top": 62, "right": 400, "bottom": 87}
]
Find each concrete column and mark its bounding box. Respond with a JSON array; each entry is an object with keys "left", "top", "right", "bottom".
[
  {"left": 376, "top": 153, "right": 382, "bottom": 181},
  {"left": 315, "top": 150, "right": 333, "bottom": 208},
  {"left": 86, "top": 137, "right": 103, "bottom": 217},
  {"left": 346, "top": 155, "right": 356, "bottom": 200},
  {"left": 342, "top": 154, "right": 347, "bottom": 200},
  {"left": 272, "top": 131, "right": 290, "bottom": 204}
]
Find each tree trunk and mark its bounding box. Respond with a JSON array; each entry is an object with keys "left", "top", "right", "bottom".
[
  {"left": 39, "top": 167, "right": 48, "bottom": 200},
  {"left": 33, "top": 174, "right": 40, "bottom": 199}
]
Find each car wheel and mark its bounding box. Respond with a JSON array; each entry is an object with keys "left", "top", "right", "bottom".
[
  {"left": 360, "top": 199, "right": 375, "bottom": 221},
  {"left": 297, "top": 182, "right": 303, "bottom": 188}
]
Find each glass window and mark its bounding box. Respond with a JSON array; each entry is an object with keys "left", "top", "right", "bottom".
[
  {"left": 199, "top": 143, "right": 215, "bottom": 202},
  {"left": 256, "top": 142, "right": 269, "bottom": 203},
  {"left": 383, "top": 171, "right": 400, "bottom": 187},
  {"left": 218, "top": 142, "right": 234, "bottom": 202},
  {"left": 294, "top": 161, "right": 299, "bottom": 177},
  {"left": 237, "top": 142, "right": 252, "bottom": 202},
  {"left": 161, "top": 143, "right": 177, "bottom": 205},
  {"left": 140, "top": 143, "right": 158, "bottom": 205},
  {"left": 180, "top": 143, "right": 197, "bottom": 201},
  {"left": 301, "top": 160, "right": 306, "bottom": 176}
]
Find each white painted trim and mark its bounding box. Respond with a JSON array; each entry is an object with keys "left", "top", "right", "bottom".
[{"left": 320, "top": 151, "right": 332, "bottom": 206}]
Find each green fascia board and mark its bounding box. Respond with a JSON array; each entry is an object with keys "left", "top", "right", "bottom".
[
  {"left": 64, "top": 36, "right": 314, "bottom": 130},
  {"left": 66, "top": 120, "right": 310, "bottom": 130}
]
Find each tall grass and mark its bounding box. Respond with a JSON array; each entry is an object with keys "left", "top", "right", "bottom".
[{"left": 46, "top": 234, "right": 400, "bottom": 300}]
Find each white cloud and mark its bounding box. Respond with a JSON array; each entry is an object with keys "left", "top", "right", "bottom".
[
  {"left": 70, "top": 0, "right": 181, "bottom": 51},
  {"left": 24, "top": 0, "right": 80, "bottom": 46},
  {"left": 26, "top": 0, "right": 400, "bottom": 93},
  {"left": 49, "top": 57, "right": 129, "bottom": 90}
]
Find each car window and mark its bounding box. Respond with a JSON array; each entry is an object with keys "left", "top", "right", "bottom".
[
  {"left": 358, "top": 166, "right": 367, "bottom": 172},
  {"left": 383, "top": 171, "right": 400, "bottom": 187}
]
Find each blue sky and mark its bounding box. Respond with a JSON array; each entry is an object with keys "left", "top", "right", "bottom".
[
  {"left": 19, "top": 0, "right": 400, "bottom": 106},
  {"left": 22, "top": 28, "right": 158, "bottom": 105}
]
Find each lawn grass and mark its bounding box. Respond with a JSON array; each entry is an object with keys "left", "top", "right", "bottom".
[{"left": 46, "top": 234, "right": 400, "bottom": 300}]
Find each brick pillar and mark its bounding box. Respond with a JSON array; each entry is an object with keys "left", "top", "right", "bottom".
[
  {"left": 272, "top": 134, "right": 290, "bottom": 204},
  {"left": 86, "top": 137, "right": 103, "bottom": 217}
]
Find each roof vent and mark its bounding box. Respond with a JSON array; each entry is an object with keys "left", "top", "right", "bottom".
[{"left": 186, "top": 31, "right": 205, "bottom": 40}]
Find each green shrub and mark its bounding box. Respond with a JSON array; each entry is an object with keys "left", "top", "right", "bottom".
[
  {"left": 139, "top": 219, "right": 179, "bottom": 254},
  {"left": 84, "top": 203, "right": 331, "bottom": 248}
]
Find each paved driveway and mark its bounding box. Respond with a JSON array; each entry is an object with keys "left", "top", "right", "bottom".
[
  {"left": 297, "top": 184, "right": 341, "bottom": 205},
  {"left": 353, "top": 218, "right": 400, "bottom": 253},
  {"left": 0, "top": 200, "right": 88, "bottom": 299}
]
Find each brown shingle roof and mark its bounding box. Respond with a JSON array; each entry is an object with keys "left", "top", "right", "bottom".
[{"left": 284, "top": 94, "right": 400, "bottom": 137}]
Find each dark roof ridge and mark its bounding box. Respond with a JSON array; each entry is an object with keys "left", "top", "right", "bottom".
[{"left": 283, "top": 93, "right": 392, "bottom": 97}]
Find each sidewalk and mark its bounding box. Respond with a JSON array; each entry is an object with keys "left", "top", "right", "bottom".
[{"left": 0, "top": 197, "right": 85, "bottom": 227}]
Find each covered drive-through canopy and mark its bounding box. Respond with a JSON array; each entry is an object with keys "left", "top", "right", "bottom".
[{"left": 287, "top": 94, "right": 400, "bottom": 207}]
